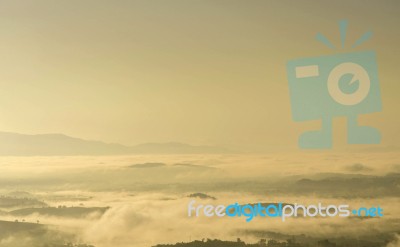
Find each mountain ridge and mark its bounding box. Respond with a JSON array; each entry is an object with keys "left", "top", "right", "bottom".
[{"left": 0, "top": 131, "right": 231, "bottom": 156}]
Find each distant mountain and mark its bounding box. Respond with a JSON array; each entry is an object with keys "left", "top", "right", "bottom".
[
  {"left": 131, "top": 142, "right": 230, "bottom": 154},
  {"left": 0, "top": 132, "right": 131, "bottom": 156},
  {"left": 0, "top": 132, "right": 230, "bottom": 156},
  {"left": 289, "top": 173, "right": 400, "bottom": 197},
  {"left": 187, "top": 193, "right": 216, "bottom": 200},
  {"left": 0, "top": 195, "right": 47, "bottom": 209},
  {"left": 129, "top": 162, "right": 166, "bottom": 168},
  {"left": 9, "top": 206, "right": 109, "bottom": 218}
]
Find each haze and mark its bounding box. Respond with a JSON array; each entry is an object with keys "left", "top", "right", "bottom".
[{"left": 0, "top": 0, "right": 399, "bottom": 151}]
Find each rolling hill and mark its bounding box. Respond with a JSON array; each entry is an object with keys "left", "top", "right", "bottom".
[{"left": 0, "top": 131, "right": 230, "bottom": 156}]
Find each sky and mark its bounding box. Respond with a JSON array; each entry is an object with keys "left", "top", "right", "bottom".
[{"left": 0, "top": 0, "right": 399, "bottom": 151}]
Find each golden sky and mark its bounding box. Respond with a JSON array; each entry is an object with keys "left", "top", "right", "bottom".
[{"left": 0, "top": 0, "right": 399, "bottom": 151}]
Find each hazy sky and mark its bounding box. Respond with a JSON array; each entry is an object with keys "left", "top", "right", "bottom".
[{"left": 0, "top": 0, "right": 399, "bottom": 151}]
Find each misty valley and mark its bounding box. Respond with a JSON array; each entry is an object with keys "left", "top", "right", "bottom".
[{"left": 0, "top": 153, "right": 399, "bottom": 247}]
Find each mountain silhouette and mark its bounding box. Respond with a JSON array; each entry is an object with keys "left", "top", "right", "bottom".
[{"left": 0, "top": 132, "right": 230, "bottom": 156}]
